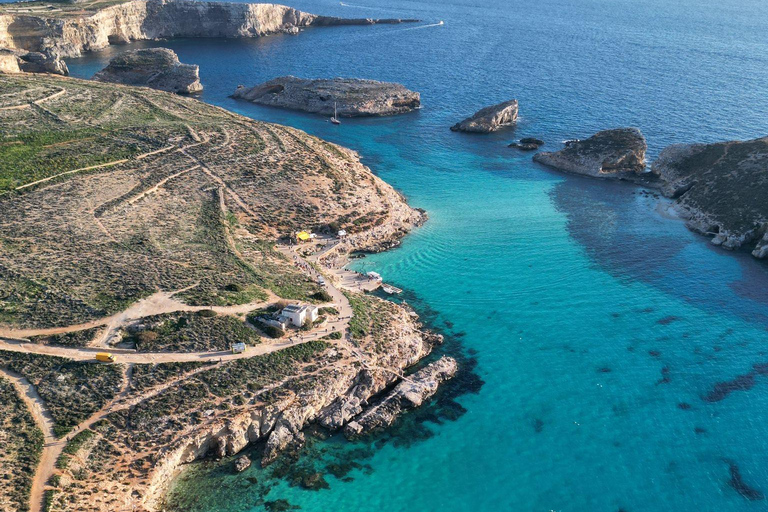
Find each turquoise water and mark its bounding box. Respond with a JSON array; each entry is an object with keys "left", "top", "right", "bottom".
[{"left": 63, "top": 0, "right": 768, "bottom": 510}]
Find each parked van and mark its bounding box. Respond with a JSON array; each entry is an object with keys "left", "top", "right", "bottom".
[{"left": 95, "top": 352, "right": 116, "bottom": 363}]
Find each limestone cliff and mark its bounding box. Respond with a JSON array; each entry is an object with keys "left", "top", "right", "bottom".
[{"left": 0, "top": 0, "right": 418, "bottom": 58}]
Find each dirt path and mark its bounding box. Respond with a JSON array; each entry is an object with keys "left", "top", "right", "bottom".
[{"left": 0, "top": 368, "right": 58, "bottom": 512}]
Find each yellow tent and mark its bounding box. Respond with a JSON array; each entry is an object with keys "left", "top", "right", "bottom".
[{"left": 296, "top": 231, "right": 311, "bottom": 242}]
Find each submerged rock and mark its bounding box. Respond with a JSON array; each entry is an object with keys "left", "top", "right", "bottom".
[
  {"left": 533, "top": 128, "right": 648, "bottom": 178},
  {"left": 451, "top": 99, "right": 518, "bottom": 133},
  {"left": 345, "top": 356, "right": 458, "bottom": 437},
  {"left": 651, "top": 136, "right": 768, "bottom": 256},
  {"left": 231, "top": 76, "right": 420, "bottom": 117},
  {"left": 93, "top": 48, "right": 202, "bottom": 94},
  {"left": 509, "top": 137, "right": 544, "bottom": 150}
]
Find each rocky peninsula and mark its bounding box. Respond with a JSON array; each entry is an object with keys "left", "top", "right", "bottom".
[
  {"left": 651, "top": 136, "right": 768, "bottom": 258},
  {"left": 451, "top": 99, "right": 518, "bottom": 133},
  {"left": 533, "top": 128, "right": 648, "bottom": 179},
  {"left": 0, "top": 0, "right": 418, "bottom": 58},
  {"left": 93, "top": 48, "right": 202, "bottom": 94},
  {"left": 534, "top": 128, "right": 768, "bottom": 259},
  {"left": 232, "top": 76, "right": 421, "bottom": 117},
  {"left": 0, "top": 74, "right": 454, "bottom": 512}
]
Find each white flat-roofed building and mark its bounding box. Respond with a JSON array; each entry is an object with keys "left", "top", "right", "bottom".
[{"left": 280, "top": 304, "right": 319, "bottom": 327}]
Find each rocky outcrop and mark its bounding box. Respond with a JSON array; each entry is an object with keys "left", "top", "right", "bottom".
[
  {"left": 533, "top": 128, "right": 648, "bottom": 179},
  {"left": 232, "top": 76, "right": 420, "bottom": 117},
  {"left": 0, "top": 0, "right": 419, "bottom": 58},
  {"left": 345, "top": 356, "right": 458, "bottom": 437},
  {"left": 0, "top": 47, "right": 68, "bottom": 75},
  {"left": 509, "top": 137, "right": 544, "bottom": 150},
  {"left": 233, "top": 455, "right": 251, "bottom": 472},
  {"left": 651, "top": 136, "right": 768, "bottom": 256},
  {"left": 93, "top": 48, "right": 202, "bottom": 94},
  {"left": 451, "top": 99, "right": 518, "bottom": 133}
]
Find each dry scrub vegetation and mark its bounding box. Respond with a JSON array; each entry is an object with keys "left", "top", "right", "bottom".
[{"left": 0, "top": 75, "right": 397, "bottom": 330}]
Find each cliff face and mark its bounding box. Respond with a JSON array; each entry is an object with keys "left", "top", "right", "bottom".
[
  {"left": 651, "top": 137, "right": 768, "bottom": 257},
  {"left": 0, "top": 0, "right": 417, "bottom": 58}
]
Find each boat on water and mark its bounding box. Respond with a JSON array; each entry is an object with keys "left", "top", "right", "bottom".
[
  {"left": 382, "top": 284, "right": 402, "bottom": 295},
  {"left": 330, "top": 102, "right": 341, "bottom": 125}
]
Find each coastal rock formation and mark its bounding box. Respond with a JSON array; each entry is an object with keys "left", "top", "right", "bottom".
[
  {"left": 533, "top": 128, "right": 648, "bottom": 179},
  {"left": 509, "top": 137, "right": 544, "bottom": 150},
  {"left": 233, "top": 455, "right": 251, "bottom": 472},
  {"left": 651, "top": 136, "right": 768, "bottom": 256},
  {"left": 0, "top": 47, "right": 68, "bottom": 75},
  {"left": 345, "top": 356, "right": 458, "bottom": 437},
  {"left": 231, "top": 76, "right": 420, "bottom": 117},
  {"left": 0, "top": 0, "right": 419, "bottom": 58},
  {"left": 93, "top": 48, "right": 202, "bottom": 94},
  {"left": 451, "top": 99, "right": 518, "bottom": 133}
]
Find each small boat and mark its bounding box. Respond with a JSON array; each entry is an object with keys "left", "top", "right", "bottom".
[
  {"left": 382, "top": 284, "right": 402, "bottom": 295},
  {"left": 438, "top": 20, "right": 444, "bottom": 25},
  {"left": 330, "top": 102, "right": 341, "bottom": 125}
]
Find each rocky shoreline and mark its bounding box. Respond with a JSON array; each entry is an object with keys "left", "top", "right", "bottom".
[{"left": 232, "top": 76, "right": 421, "bottom": 117}]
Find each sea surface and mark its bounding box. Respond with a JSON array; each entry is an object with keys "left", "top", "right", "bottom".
[{"left": 61, "top": 0, "right": 768, "bottom": 510}]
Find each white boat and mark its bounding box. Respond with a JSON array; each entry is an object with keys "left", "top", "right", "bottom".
[
  {"left": 330, "top": 102, "right": 341, "bottom": 125},
  {"left": 382, "top": 284, "right": 402, "bottom": 295}
]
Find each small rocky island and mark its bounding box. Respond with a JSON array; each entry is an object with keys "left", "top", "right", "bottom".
[
  {"left": 533, "top": 128, "right": 648, "bottom": 179},
  {"left": 93, "top": 48, "right": 202, "bottom": 94},
  {"left": 652, "top": 136, "right": 768, "bottom": 257},
  {"left": 451, "top": 99, "right": 518, "bottom": 133},
  {"left": 232, "top": 76, "right": 420, "bottom": 117}
]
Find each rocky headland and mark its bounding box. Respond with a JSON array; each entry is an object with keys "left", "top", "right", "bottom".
[
  {"left": 232, "top": 76, "right": 421, "bottom": 117},
  {"left": 651, "top": 136, "right": 768, "bottom": 257},
  {"left": 533, "top": 128, "right": 649, "bottom": 179},
  {"left": 93, "top": 48, "right": 202, "bottom": 94},
  {"left": 451, "top": 99, "right": 518, "bottom": 133},
  {"left": 0, "top": 0, "right": 419, "bottom": 58},
  {"left": 533, "top": 127, "right": 768, "bottom": 259},
  {"left": 0, "top": 73, "right": 453, "bottom": 512}
]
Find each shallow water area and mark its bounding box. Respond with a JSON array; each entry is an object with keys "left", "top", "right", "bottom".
[{"left": 59, "top": 0, "right": 768, "bottom": 510}]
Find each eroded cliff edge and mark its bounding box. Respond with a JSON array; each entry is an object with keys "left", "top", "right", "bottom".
[{"left": 0, "top": 0, "right": 418, "bottom": 58}]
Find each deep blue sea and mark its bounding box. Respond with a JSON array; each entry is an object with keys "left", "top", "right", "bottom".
[{"left": 61, "top": 0, "right": 768, "bottom": 510}]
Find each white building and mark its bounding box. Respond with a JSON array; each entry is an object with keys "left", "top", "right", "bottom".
[{"left": 280, "top": 304, "right": 319, "bottom": 327}]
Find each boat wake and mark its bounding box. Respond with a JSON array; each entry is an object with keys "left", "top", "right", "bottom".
[{"left": 339, "top": 1, "right": 404, "bottom": 14}]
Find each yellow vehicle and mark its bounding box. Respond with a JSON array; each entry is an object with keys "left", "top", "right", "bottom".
[{"left": 95, "top": 352, "right": 116, "bottom": 363}]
